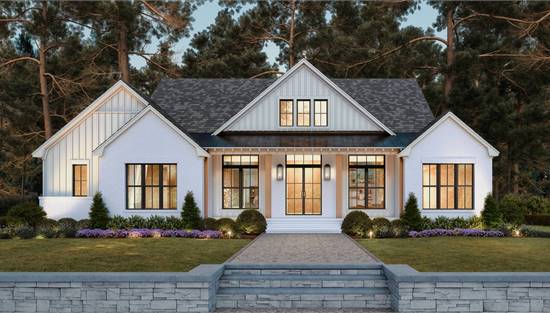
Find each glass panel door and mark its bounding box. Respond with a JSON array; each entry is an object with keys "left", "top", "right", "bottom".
[{"left": 286, "top": 165, "right": 322, "bottom": 215}]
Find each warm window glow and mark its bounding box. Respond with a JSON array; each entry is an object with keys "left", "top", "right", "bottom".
[
  {"left": 223, "top": 155, "right": 259, "bottom": 209},
  {"left": 279, "top": 100, "right": 293, "bottom": 127},
  {"left": 348, "top": 155, "right": 385, "bottom": 209},
  {"left": 286, "top": 155, "right": 322, "bottom": 215},
  {"left": 314, "top": 100, "right": 328, "bottom": 126},
  {"left": 296, "top": 100, "right": 311, "bottom": 126},
  {"left": 422, "top": 163, "right": 473, "bottom": 210},
  {"left": 127, "top": 164, "right": 177, "bottom": 210},
  {"left": 72, "top": 164, "right": 88, "bottom": 197}
]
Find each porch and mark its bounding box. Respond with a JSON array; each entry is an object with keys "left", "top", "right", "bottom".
[{"left": 204, "top": 148, "right": 404, "bottom": 233}]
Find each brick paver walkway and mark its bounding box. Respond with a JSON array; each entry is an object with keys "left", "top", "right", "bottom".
[{"left": 229, "top": 234, "right": 378, "bottom": 264}]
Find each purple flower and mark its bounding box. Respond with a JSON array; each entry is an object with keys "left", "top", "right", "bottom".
[
  {"left": 76, "top": 228, "right": 222, "bottom": 239},
  {"left": 408, "top": 228, "right": 504, "bottom": 238}
]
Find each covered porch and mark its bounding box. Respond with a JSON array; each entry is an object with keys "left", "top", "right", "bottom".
[{"left": 204, "top": 147, "right": 404, "bottom": 233}]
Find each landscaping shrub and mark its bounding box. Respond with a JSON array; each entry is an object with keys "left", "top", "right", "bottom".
[
  {"left": 524, "top": 195, "right": 550, "bottom": 215},
  {"left": 127, "top": 215, "right": 146, "bottom": 228},
  {"left": 524, "top": 214, "right": 550, "bottom": 226},
  {"left": 0, "top": 216, "right": 22, "bottom": 228},
  {"left": 0, "top": 228, "right": 12, "bottom": 239},
  {"left": 408, "top": 229, "right": 505, "bottom": 238},
  {"left": 181, "top": 192, "right": 203, "bottom": 229},
  {"left": 390, "top": 219, "right": 405, "bottom": 237},
  {"left": 76, "top": 228, "right": 221, "bottom": 239},
  {"left": 0, "top": 195, "right": 37, "bottom": 216},
  {"left": 236, "top": 210, "right": 267, "bottom": 235},
  {"left": 77, "top": 219, "right": 90, "bottom": 229},
  {"left": 14, "top": 225, "right": 36, "bottom": 239},
  {"left": 520, "top": 225, "right": 550, "bottom": 238},
  {"left": 401, "top": 193, "right": 422, "bottom": 231},
  {"left": 216, "top": 218, "right": 238, "bottom": 237},
  {"left": 341, "top": 211, "right": 371, "bottom": 238},
  {"left": 107, "top": 215, "right": 128, "bottom": 229},
  {"left": 89, "top": 192, "right": 110, "bottom": 229},
  {"left": 164, "top": 216, "right": 183, "bottom": 229},
  {"left": 7, "top": 202, "right": 46, "bottom": 228},
  {"left": 203, "top": 218, "right": 219, "bottom": 230},
  {"left": 57, "top": 218, "right": 79, "bottom": 238},
  {"left": 371, "top": 217, "right": 392, "bottom": 238},
  {"left": 481, "top": 193, "right": 502, "bottom": 229},
  {"left": 37, "top": 225, "right": 58, "bottom": 238},
  {"left": 499, "top": 193, "right": 528, "bottom": 225},
  {"left": 145, "top": 215, "right": 166, "bottom": 229}
]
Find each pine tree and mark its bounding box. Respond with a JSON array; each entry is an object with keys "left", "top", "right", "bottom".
[
  {"left": 401, "top": 193, "right": 423, "bottom": 231},
  {"left": 481, "top": 193, "right": 502, "bottom": 229},
  {"left": 181, "top": 191, "right": 202, "bottom": 230},
  {"left": 89, "top": 192, "right": 110, "bottom": 229}
]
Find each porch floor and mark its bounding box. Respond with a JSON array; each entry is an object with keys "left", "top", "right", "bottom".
[{"left": 229, "top": 234, "right": 379, "bottom": 264}]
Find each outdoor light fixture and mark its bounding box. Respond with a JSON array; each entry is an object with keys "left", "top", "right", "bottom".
[
  {"left": 276, "top": 164, "right": 284, "bottom": 180},
  {"left": 324, "top": 164, "right": 331, "bottom": 180}
]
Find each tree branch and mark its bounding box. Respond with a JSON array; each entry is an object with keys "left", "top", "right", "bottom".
[
  {"left": 249, "top": 70, "right": 284, "bottom": 79},
  {"left": 0, "top": 57, "right": 40, "bottom": 68}
]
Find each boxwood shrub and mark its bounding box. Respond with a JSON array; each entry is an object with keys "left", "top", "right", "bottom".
[
  {"left": 371, "top": 217, "right": 391, "bottom": 238},
  {"left": 216, "top": 218, "right": 238, "bottom": 237},
  {"left": 341, "top": 211, "right": 371, "bottom": 238},
  {"left": 236, "top": 210, "right": 267, "bottom": 235},
  {"left": 204, "top": 218, "right": 219, "bottom": 231}
]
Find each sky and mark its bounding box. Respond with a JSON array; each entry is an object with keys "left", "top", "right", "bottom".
[{"left": 130, "top": 0, "right": 445, "bottom": 69}]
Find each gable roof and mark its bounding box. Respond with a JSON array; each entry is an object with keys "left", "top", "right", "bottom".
[
  {"left": 32, "top": 80, "right": 149, "bottom": 158},
  {"left": 152, "top": 70, "right": 433, "bottom": 134},
  {"left": 212, "top": 59, "right": 395, "bottom": 135},
  {"left": 398, "top": 111, "right": 500, "bottom": 157},
  {"left": 93, "top": 106, "right": 208, "bottom": 157}
]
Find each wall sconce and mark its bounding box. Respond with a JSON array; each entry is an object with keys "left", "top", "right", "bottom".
[
  {"left": 276, "top": 164, "right": 284, "bottom": 181},
  {"left": 324, "top": 164, "right": 331, "bottom": 181}
]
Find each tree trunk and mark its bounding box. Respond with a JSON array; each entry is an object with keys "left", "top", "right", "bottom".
[
  {"left": 118, "top": 21, "right": 130, "bottom": 82},
  {"left": 442, "top": 7, "right": 455, "bottom": 114},
  {"left": 288, "top": 0, "right": 296, "bottom": 67},
  {"left": 39, "top": 1, "right": 52, "bottom": 139}
]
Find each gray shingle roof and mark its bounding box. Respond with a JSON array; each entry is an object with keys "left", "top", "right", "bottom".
[{"left": 151, "top": 77, "right": 434, "bottom": 134}]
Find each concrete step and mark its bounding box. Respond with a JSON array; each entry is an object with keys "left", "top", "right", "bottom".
[
  {"left": 215, "top": 287, "right": 391, "bottom": 309},
  {"left": 222, "top": 268, "right": 384, "bottom": 276},
  {"left": 219, "top": 274, "right": 388, "bottom": 288}
]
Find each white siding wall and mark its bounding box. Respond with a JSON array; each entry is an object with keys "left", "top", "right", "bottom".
[
  {"left": 40, "top": 88, "right": 145, "bottom": 219},
  {"left": 403, "top": 118, "right": 493, "bottom": 218},
  {"left": 99, "top": 111, "right": 204, "bottom": 217},
  {"left": 228, "top": 66, "right": 382, "bottom": 132}
]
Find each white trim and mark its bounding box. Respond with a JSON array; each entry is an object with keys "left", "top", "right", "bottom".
[
  {"left": 212, "top": 59, "right": 395, "bottom": 136},
  {"left": 32, "top": 81, "right": 148, "bottom": 158},
  {"left": 398, "top": 112, "right": 499, "bottom": 158},
  {"left": 93, "top": 106, "right": 209, "bottom": 158}
]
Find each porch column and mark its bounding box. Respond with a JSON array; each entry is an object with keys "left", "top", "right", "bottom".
[
  {"left": 263, "top": 154, "right": 272, "bottom": 218},
  {"left": 335, "top": 154, "right": 344, "bottom": 218},
  {"left": 203, "top": 157, "right": 208, "bottom": 218}
]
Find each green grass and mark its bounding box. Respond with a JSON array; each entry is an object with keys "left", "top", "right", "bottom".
[
  {"left": 360, "top": 237, "right": 550, "bottom": 272},
  {"left": 0, "top": 238, "right": 249, "bottom": 272}
]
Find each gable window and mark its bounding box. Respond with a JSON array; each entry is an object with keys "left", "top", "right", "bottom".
[
  {"left": 126, "top": 164, "right": 177, "bottom": 210},
  {"left": 279, "top": 100, "right": 293, "bottom": 127},
  {"left": 314, "top": 100, "right": 328, "bottom": 127},
  {"left": 348, "top": 155, "right": 385, "bottom": 209},
  {"left": 72, "top": 164, "right": 88, "bottom": 197},
  {"left": 223, "top": 155, "right": 259, "bottom": 209},
  {"left": 296, "top": 100, "right": 311, "bottom": 127},
  {"left": 422, "top": 163, "right": 473, "bottom": 210}
]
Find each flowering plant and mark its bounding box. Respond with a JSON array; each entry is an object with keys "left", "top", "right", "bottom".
[
  {"left": 408, "top": 228, "right": 505, "bottom": 238},
  {"left": 76, "top": 228, "right": 221, "bottom": 239}
]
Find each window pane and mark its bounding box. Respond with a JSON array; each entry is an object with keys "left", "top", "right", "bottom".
[
  {"left": 223, "top": 190, "right": 231, "bottom": 208},
  {"left": 279, "top": 100, "right": 293, "bottom": 127}
]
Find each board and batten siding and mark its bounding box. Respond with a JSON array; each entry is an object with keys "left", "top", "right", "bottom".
[
  {"left": 43, "top": 88, "right": 146, "bottom": 196},
  {"left": 227, "top": 66, "right": 383, "bottom": 132}
]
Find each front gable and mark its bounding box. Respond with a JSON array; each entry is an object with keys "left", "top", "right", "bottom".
[{"left": 214, "top": 60, "right": 394, "bottom": 135}]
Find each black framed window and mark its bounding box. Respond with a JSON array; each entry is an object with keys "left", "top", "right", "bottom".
[
  {"left": 72, "top": 164, "right": 88, "bottom": 197},
  {"left": 314, "top": 100, "right": 328, "bottom": 127},
  {"left": 296, "top": 99, "right": 311, "bottom": 127},
  {"left": 279, "top": 99, "right": 293, "bottom": 127},
  {"left": 126, "top": 164, "right": 177, "bottom": 210},
  {"left": 223, "top": 155, "right": 259, "bottom": 209},
  {"left": 348, "top": 155, "right": 385, "bottom": 209},
  {"left": 422, "top": 163, "right": 474, "bottom": 210}
]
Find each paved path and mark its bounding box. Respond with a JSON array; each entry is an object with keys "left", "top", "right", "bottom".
[
  {"left": 216, "top": 309, "right": 392, "bottom": 313},
  {"left": 229, "top": 234, "right": 378, "bottom": 264}
]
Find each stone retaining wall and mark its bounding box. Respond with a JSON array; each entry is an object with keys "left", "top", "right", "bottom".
[
  {"left": 384, "top": 265, "right": 550, "bottom": 313},
  {"left": 0, "top": 265, "right": 223, "bottom": 313}
]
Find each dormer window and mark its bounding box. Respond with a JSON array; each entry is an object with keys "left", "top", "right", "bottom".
[
  {"left": 296, "top": 100, "right": 311, "bottom": 127},
  {"left": 279, "top": 99, "right": 293, "bottom": 127},
  {"left": 314, "top": 100, "right": 328, "bottom": 126}
]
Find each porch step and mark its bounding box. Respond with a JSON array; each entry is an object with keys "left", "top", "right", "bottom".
[
  {"left": 215, "top": 264, "right": 391, "bottom": 310},
  {"left": 266, "top": 217, "right": 342, "bottom": 233}
]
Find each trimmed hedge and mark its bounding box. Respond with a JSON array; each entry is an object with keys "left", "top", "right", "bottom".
[
  {"left": 520, "top": 225, "right": 550, "bottom": 238},
  {"left": 525, "top": 214, "right": 550, "bottom": 226},
  {"left": 236, "top": 210, "right": 267, "bottom": 235},
  {"left": 341, "top": 211, "right": 371, "bottom": 237}
]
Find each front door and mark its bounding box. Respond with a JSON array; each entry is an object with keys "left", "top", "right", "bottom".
[{"left": 286, "top": 155, "right": 322, "bottom": 215}]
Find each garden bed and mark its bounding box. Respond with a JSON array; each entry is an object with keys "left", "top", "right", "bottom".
[
  {"left": 360, "top": 237, "right": 550, "bottom": 272},
  {"left": 0, "top": 238, "right": 250, "bottom": 272}
]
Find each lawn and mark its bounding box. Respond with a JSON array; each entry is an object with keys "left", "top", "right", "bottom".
[
  {"left": 0, "top": 238, "right": 250, "bottom": 272},
  {"left": 360, "top": 237, "right": 550, "bottom": 272}
]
